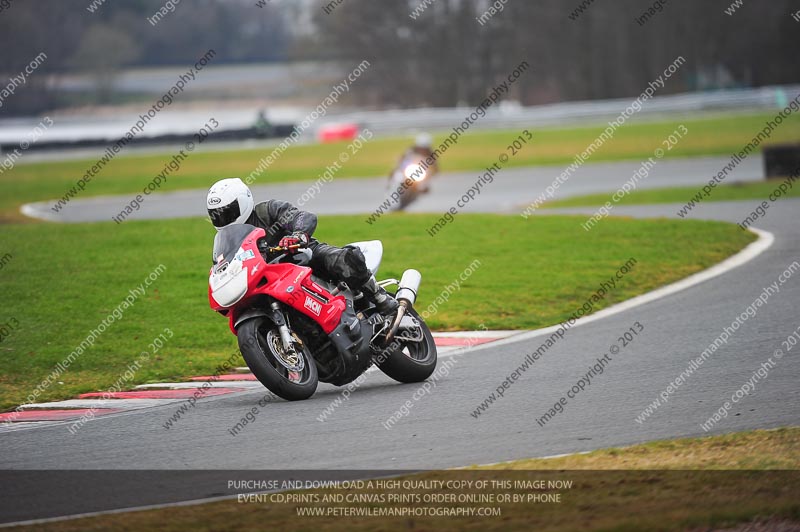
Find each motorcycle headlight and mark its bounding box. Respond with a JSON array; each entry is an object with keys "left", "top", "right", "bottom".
[
  {"left": 403, "top": 163, "right": 426, "bottom": 182},
  {"left": 210, "top": 259, "right": 248, "bottom": 307}
]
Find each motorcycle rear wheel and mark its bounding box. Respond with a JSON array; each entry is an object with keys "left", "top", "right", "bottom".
[
  {"left": 238, "top": 317, "right": 318, "bottom": 401},
  {"left": 375, "top": 307, "right": 437, "bottom": 383}
]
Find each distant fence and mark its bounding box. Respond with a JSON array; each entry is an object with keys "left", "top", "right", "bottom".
[
  {"left": 313, "top": 85, "right": 800, "bottom": 135},
  {"left": 0, "top": 125, "right": 296, "bottom": 153},
  {"left": 1, "top": 85, "right": 798, "bottom": 153}
]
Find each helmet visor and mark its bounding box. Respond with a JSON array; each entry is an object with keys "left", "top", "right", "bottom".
[{"left": 208, "top": 200, "right": 241, "bottom": 228}]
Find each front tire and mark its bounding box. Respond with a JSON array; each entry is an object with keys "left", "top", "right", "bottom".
[
  {"left": 375, "top": 307, "right": 437, "bottom": 383},
  {"left": 237, "top": 317, "right": 318, "bottom": 401},
  {"left": 397, "top": 189, "right": 419, "bottom": 211}
]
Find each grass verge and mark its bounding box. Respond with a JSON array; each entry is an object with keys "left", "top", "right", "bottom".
[
  {"left": 475, "top": 426, "right": 800, "bottom": 470},
  {"left": 8, "top": 428, "right": 799, "bottom": 532},
  {"left": 2, "top": 112, "right": 798, "bottom": 220},
  {"left": 0, "top": 214, "right": 755, "bottom": 409},
  {"left": 543, "top": 178, "right": 800, "bottom": 208}
]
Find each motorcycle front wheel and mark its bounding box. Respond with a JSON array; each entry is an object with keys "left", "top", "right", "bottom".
[
  {"left": 237, "top": 317, "right": 318, "bottom": 401},
  {"left": 396, "top": 188, "right": 419, "bottom": 211}
]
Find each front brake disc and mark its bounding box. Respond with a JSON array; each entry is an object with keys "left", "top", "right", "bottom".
[{"left": 266, "top": 329, "right": 305, "bottom": 372}]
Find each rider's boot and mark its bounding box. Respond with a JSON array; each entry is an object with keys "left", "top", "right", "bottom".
[{"left": 361, "top": 275, "right": 399, "bottom": 315}]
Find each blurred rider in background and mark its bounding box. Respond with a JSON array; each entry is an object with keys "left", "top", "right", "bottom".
[{"left": 393, "top": 133, "right": 439, "bottom": 192}]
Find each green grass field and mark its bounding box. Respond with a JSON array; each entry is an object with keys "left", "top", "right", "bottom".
[
  {"left": 543, "top": 178, "right": 800, "bottom": 208},
  {"left": 2, "top": 112, "right": 798, "bottom": 220},
  {"left": 11, "top": 428, "right": 798, "bottom": 532},
  {"left": 0, "top": 110, "right": 790, "bottom": 528},
  {"left": 0, "top": 214, "right": 754, "bottom": 409},
  {"left": 479, "top": 427, "right": 800, "bottom": 470}
]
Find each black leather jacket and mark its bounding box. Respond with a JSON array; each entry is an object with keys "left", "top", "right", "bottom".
[
  {"left": 212, "top": 200, "right": 318, "bottom": 264},
  {"left": 245, "top": 200, "right": 318, "bottom": 246}
]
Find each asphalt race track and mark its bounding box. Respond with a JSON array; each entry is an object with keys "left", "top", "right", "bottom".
[
  {"left": 22, "top": 155, "right": 761, "bottom": 222},
  {"left": 3, "top": 155, "right": 799, "bottom": 524}
]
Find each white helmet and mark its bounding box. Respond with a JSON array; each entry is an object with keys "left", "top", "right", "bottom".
[
  {"left": 415, "top": 133, "right": 432, "bottom": 149},
  {"left": 206, "top": 178, "right": 254, "bottom": 230}
]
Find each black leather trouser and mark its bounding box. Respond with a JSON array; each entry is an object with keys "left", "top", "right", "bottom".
[{"left": 308, "top": 241, "right": 372, "bottom": 290}]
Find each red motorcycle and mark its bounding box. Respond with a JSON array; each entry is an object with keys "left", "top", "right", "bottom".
[{"left": 208, "top": 224, "right": 437, "bottom": 401}]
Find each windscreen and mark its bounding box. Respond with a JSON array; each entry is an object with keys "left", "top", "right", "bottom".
[{"left": 212, "top": 224, "right": 258, "bottom": 264}]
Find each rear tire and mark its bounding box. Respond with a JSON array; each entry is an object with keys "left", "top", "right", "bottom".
[
  {"left": 237, "top": 317, "right": 318, "bottom": 401},
  {"left": 375, "top": 307, "right": 437, "bottom": 383}
]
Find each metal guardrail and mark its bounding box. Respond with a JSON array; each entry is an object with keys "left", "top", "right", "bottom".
[
  {"left": 312, "top": 85, "right": 800, "bottom": 135},
  {"left": 1, "top": 85, "right": 797, "bottom": 150}
]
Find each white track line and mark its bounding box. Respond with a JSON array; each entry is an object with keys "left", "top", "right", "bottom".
[
  {"left": 2, "top": 228, "right": 771, "bottom": 426},
  {"left": 461, "top": 228, "right": 774, "bottom": 354},
  {"left": 433, "top": 331, "right": 522, "bottom": 339},
  {"left": 20, "top": 203, "right": 62, "bottom": 223},
  {"left": 134, "top": 381, "right": 263, "bottom": 390},
  {"left": 0, "top": 471, "right": 417, "bottom": 529},
  {"left": 19, "top": 399, "right": 183, "bottom": 410},
  {"left": 0, "top": 229, "right": 775, "bottom": 528}
]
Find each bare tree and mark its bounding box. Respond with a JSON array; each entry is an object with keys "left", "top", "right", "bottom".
[{"left": 68, "top": 25, "right": 141, "bottom": 103}]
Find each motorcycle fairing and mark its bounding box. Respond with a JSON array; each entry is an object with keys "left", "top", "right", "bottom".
[{"left": 208, "top": 226, "right": 348, "bottom": 335}]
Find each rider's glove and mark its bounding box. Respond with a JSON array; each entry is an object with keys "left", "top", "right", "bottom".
[{"left": 279, "top": 232, "right": 309, "bottom": 252}]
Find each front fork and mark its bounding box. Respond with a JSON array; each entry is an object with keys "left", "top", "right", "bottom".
[{"left": 269, "top": 301, "right": 295, "bottom": 352}]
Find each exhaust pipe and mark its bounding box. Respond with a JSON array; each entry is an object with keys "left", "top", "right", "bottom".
[
  {"left": 395, "top": 269, "right": 421, "bottom": 306},
  {"left": 385, "top": 269, "right": 421, "bottom": 345}
]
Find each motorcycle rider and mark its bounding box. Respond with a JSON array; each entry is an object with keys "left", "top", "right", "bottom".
[
  {"left": 392, "top": 133, "right": 439, "bottom": 193},
  {"left": 206, "top": 178, "right": 398, "bottom": 315}
]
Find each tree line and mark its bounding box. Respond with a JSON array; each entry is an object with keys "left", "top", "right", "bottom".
[{"left": 0, "top": 0, "right": 796, "bottom": 115}]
